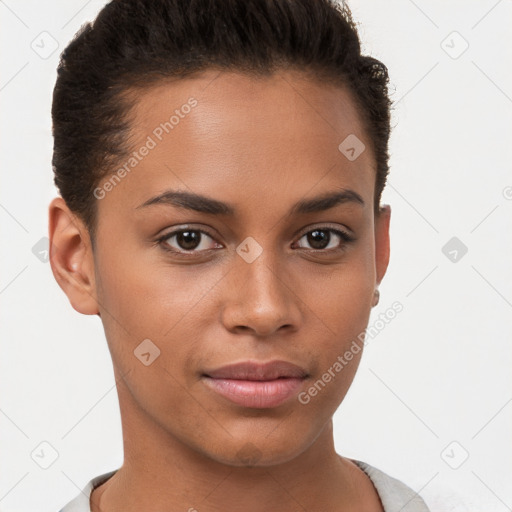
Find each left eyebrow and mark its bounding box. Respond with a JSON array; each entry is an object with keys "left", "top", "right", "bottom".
[
  {"left": 291, "top": 189, "right": 365, "bottom": 215},
  {"left": 135, "top": 188, "right": 365, "bottom": 215}
]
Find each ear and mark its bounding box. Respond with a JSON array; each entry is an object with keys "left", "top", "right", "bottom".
[
  {"left": 48, "top": 197, "right": 99, "bottom": 315},
  {"left": 373, "top": 204, "right": 391, "bottom": 302}
]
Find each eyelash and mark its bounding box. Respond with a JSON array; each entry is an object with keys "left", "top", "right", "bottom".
[{"left": 155, "top": 225, "right": 356, "bottom": 257}]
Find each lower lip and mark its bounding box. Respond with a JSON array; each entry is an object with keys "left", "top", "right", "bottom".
[{"left": 202, "top": 376, "right": 305, "bottom": 408}]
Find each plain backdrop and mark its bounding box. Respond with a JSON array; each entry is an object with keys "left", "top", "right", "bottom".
[{"left": 1, "top": 1, "right": 511, "bottom": 511}]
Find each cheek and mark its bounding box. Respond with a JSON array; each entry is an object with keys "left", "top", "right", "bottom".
[
  {"left": 93, "top": 238, "right": 220, "bottom": 379},
  {"left": 302, "top": 254, "right": 374, "bottom": 389},
  {"left": 298, "top": 288, "right": 370, "bottom": 414},
  {"left": 94, "top": 253, "right": 206, "bottom": 427},
  {"left": 307, "top": 257, "right": 374, "bottom": 340},
  {"left": 94, "top": 235, "right": 181, "bottom": 331},
  {"left": 93, "top": 235, "right": 164, "bottom": 369}
]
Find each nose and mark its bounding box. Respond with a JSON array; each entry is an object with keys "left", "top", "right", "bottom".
[{"left": 220, "top": 248, "right": 302, "bottom": 338}]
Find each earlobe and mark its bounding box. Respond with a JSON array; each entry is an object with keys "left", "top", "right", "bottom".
[
  {"left": 48, "top": 197, "right": 100, "bottom": 316},
  {"left": 371, "top": 288, "right": 380, "bottom": 307}
]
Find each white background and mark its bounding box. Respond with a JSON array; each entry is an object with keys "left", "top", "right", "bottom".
[{"left": 1, "top": 1, "right": 511, "bottom": 511}]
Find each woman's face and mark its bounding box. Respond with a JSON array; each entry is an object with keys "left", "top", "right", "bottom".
[{"left": 79, "top": 70, "right": 390, "bottom": 466}]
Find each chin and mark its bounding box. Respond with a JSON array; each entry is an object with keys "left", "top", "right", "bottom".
[{"left": 195, "top": 429, "right": 314, "bottom": 468}]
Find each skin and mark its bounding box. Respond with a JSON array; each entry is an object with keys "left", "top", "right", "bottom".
[{"left": 49, "top": 69, "right": 391, "bottom": 511}]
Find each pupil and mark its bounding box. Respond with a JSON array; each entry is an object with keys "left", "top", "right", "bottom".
[
  {"left": 308, "top": 230, "right": 329, "bottom": 249},
  {"left": 177, "top": 230, "right": 200, "bottom": 250}
]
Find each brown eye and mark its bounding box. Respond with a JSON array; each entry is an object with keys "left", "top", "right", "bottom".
[
  {"left": 173, "top": 230, "right": 202, "bottom": 251},
  {"left": 158, "top": 228, "right": 221, "bottom": 254},
  {"left": 295, "top": 228, "right": 354, "bottom": 251}
]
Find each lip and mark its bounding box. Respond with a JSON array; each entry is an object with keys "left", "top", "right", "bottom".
[{"left": 202, "top": 360, "right": 309, "bottom": 409}]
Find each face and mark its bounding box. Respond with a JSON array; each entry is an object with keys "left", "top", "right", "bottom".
[{"left": 51, "top": 69, "right": 390, "bottom": 468}]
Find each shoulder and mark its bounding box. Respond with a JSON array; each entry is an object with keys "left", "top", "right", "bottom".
[
  {"left": 351, "top": 459, "right": 432, "bottom": 512},
  {"left": 58, "top": 470, "right": 118, "bottom": 512}
]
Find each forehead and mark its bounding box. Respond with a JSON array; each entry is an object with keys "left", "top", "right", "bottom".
[
  {"left": 128, "top": 69, "right": 368, "bottom": 151},
  {"left": 98, "top": 69, "right": 375, "bottom": 218}
]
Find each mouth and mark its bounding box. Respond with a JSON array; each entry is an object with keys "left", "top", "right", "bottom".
[{"left": 201, "top": 360, "right": 309, "bottom": 409}]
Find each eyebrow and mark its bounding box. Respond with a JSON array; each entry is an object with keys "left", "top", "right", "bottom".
[{"left": 136, "top": 188, "right": 365, "bottom": 215}]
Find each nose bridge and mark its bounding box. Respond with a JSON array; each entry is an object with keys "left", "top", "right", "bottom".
[
  {"left": 239, "top": 238, "right": 282, "bottom": 299},
  {"left": 222, "top": 234, "right": 300, "bottom": 335}
]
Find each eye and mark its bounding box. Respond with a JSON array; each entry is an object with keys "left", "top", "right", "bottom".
[
  {"left": 157, "top": 227, "right": 221, "bottom": 255},
  {"left": 293, "top": 227, "right": 355, "bottom": 252},
  {"left": 156, "top": 225, "right": 355, "bottom": 257}
]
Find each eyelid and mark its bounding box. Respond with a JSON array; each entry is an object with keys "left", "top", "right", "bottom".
[{"left": 294, "top": 222, "right": 354, "bottom": 240}]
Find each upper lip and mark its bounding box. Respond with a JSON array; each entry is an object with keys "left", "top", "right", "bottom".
[{"left": 203, "top": 360, "right": 308, "bottom": 380}]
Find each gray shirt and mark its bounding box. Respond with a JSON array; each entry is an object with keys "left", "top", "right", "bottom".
[{"left": 58, "top": 459, "right": 431, "bottom": 512}]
